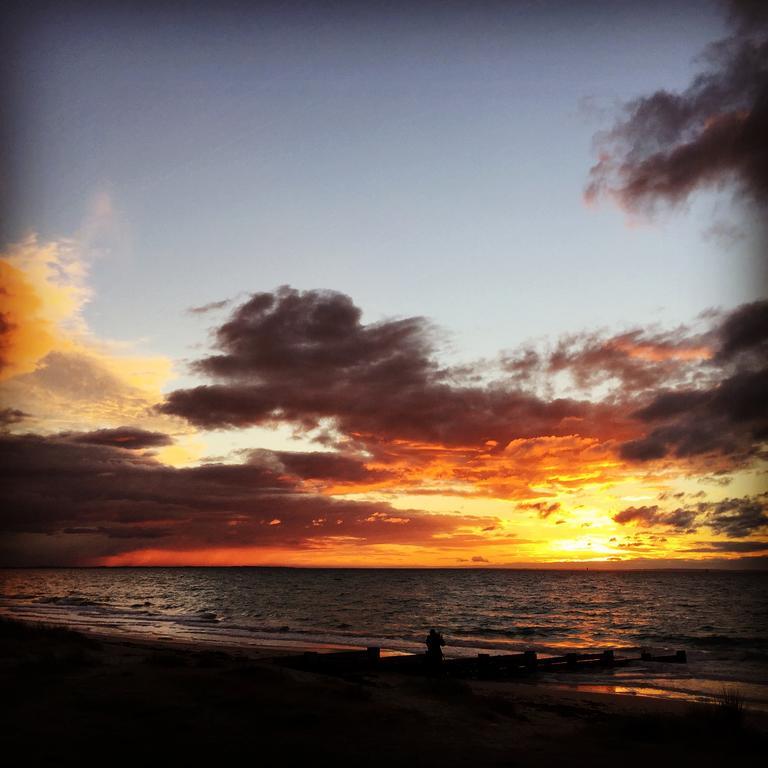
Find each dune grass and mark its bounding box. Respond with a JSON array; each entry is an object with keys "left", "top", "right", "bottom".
[{"left": 712, "top": 686, "right": 745, "bottom": 730}]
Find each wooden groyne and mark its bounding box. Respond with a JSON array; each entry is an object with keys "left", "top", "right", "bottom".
[{"left": 274, "top": 646, "right": 687, "bottom": 679}]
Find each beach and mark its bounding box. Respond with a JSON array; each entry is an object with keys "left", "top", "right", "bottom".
[{"left": 3, "top": 617, "right": 766, "bottom": 768}]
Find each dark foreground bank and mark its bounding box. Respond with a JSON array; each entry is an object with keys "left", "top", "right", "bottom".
[{"left": 2, "top": 617, "right": 766, "bottom": 768}]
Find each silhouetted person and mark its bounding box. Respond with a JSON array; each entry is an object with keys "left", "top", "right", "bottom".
[{"left": 425, "top": 628, "right": 445, "bottom": 672}]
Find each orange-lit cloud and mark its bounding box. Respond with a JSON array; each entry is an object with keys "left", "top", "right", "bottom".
[
  {"left": 0, "top": 238, "right": 86, "bottom": 380},
  {"left": 609, "top": 338, "right": 710, "bottom": 362},
  {"left": 0, "top": 236, "right": 182, "bottom": 439}
]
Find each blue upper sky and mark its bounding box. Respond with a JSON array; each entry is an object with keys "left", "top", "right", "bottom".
[{"left": 5, "top": 0, "right": 759, "bottom": 380}]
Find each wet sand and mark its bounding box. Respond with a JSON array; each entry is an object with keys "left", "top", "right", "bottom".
[{"left": 2, "top": 617, "right": 766, "bottom": 767}]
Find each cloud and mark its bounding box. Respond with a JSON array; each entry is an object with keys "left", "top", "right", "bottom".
[
  {"left": 0, "top": 431, "right": 504, "bottom": 565},
  {"left": 684, "top": 540, "right": 768, "bottom": 553},
  {"left": 456, "top": 554, "right": 491, "bottom": 564},
  {"left": 543, "top": 326, "right": 712, "bottom": 396},
  {"left": 620, "top": 365, "right": 768, "bottom": 462},
  {"left": 586, "top": 1, "right": 768, "bottom": 211},
  {"left": 618, "top": 300, "right": 768, "bottom": 464},
  {"left": 612, "top": 505, "right": 698, "bottom": 529},
  {"left": 160, "top": 289, "right": 767, "bottom": 500},
  {"left": 716, "top": 299, "right": 768, "bottom": 361},
  {"left": 159, "top": 287, "right": 655, "bottom": 501},
  {"left": 0, "top": 408, "right": 28, "bottom": 428},
  {"left": 0, "top": 238, "right": 87, "bottom": 381},
  {"left": 187, "top": 299, "right": 232, "bottom": 315},
  {"left": 517, "top": 501, "right": 561, "bottom": 519},
  {"left": 269, "top": 450, "right": 393, "bottom": 484},
  {"left": 161, "top": 286, "right": 606, "bottom": 448},
  {"left": 706, "top": 495, "right": 768, "bottom": 537},
  {"left": 613, "top": 494, "right": 768, "bottom": 538},
  {"left": 1, "top": 349, "right": 176, "bottom": 433},
  {"left": 67, "top": 427, "right": 174, "bottom": 450},
  {"left": 0, "top": 237, "right": 178, "bottom": 435}
]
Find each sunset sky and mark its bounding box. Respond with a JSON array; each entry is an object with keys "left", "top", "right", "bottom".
[{"left": 1, "top": 0, "right": 766, "bottom": 567}]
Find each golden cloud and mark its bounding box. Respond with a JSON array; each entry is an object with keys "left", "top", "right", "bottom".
[{"left": 0, "top": 236, "right": 185, "bottom": 443}]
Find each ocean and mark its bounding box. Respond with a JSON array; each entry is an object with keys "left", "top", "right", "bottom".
[{"left": 2, "top": 567, "right": 767, "bottom": 709}]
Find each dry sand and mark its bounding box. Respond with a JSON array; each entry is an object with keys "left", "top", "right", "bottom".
[{"left": 2, "top": 617, "right": 765, "bottom": 767}]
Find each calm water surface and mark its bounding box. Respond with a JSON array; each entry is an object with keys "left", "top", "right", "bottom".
[{"left": 2, "top": 568, "right": 766, "bottom": 707}]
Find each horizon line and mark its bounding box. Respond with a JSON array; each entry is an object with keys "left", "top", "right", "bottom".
[{"left": 2, "top": 564, "right": 765, "bottom": 571}]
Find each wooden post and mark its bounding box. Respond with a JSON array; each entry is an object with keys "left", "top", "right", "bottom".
[
  {"left": 481, "top": 653, "right": 499, "bottom": 679},
  {"left": 524, "top": 650, "right": 537, "bottom": 670},
  {"left": 367, "top": 646, "right": 380, "bottom": 664},
  {"left": 601, "top": 650, "right": 615, "bottom": 665}
]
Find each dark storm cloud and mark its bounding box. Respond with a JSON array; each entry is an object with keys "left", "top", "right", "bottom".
[
  {"left": 619, "top": 301, "right": 768, "bottom": 462},
  {"left": 67, "top": 427, "right": 173, "bottom": 449},
  {"left": 619, "top": 365, "right": 768, "bottom": 461},
  {"left": 270, "top": 450, "right": 393, "bottom": 483},
  {"left": 0, "top": 407, "right": 27, "bottom": 427},
  {"left": 193, "top": 287, "right": 433, "bottom": 383},
  {"left": 619, "top": 432, "right": 672, "bottom": 461},
  {"left": 706, "top": 495, "right": 768, "bottom": 537},
  {"left": 586, "top": 1, "right": 768, "bottom": 210},
  {"left": 612, "top": 505, "right": 698, "bottom": 529},
  {"left": 0, "top": 432, "right": 501, "bottom": 564},
  {"left": 633, "top": 391, "right": 709, "bottom": 421},
  {"left": 161, "top": 286, "right": 601, "bottom": 448},
  {"left": 613, "top": 494, "right": 768, "bottom": 538},
  {"left": 716, "top": 299, "right": 768, "bottom": 360}
]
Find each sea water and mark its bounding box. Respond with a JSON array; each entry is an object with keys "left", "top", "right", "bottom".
[{"left": 2, "top": 567, "right": 766, "bottom": 708}]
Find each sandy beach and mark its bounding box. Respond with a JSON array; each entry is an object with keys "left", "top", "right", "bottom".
[{"left": 3, "top": 617, "right": 765, "bottom": 768}]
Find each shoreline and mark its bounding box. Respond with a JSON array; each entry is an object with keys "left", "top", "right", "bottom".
[{"left": 4, "top": 606, "right": 767, "bottom": 713}]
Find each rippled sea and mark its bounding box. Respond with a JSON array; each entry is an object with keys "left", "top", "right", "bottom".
[{"left": 2, "top": 568, "right": 767, "bottom": 708}]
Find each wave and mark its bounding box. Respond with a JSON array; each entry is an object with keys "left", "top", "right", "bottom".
[
  {"left": 35, "top": 596, "right": 101, "bottom": 607},
  {"left": 465, "top": 626, "right": 576, "bottom": 638}
]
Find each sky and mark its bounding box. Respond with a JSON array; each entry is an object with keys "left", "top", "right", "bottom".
[{"left": 1, "top": 0, "right": 766, "bottom": 567}]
